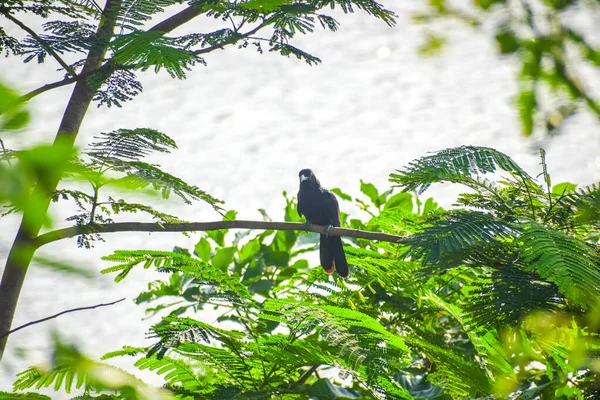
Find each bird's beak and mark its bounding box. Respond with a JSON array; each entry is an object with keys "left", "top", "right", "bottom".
[{"left": 300, "top": 175, "right": 309, "bottom": 182}]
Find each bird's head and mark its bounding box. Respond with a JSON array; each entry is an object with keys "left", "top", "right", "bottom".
[{"left": 299, "top": 169, "right": 319, "bottom": 185}]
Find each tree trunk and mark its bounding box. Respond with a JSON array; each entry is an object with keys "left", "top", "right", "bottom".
[{"left": 0, "top": 0, "right": 122, "bottom": 361}]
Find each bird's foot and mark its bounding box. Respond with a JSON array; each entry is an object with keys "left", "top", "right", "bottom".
[
  {"left": 303, "top": 221, "right": 312, "bottom": 233},
  {"left": 325, "top": 225, "right": 334, "bottom": 238}
]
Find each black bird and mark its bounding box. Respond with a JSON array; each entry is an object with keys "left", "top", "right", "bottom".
[{"left": 297, "top": 169, "right": 348, "bottom": 278}]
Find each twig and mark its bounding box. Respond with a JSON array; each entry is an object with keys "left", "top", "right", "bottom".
[
  {"left": 19, "top": 8, "right": 270, "bottom": 101},
  {"left": 20, "top": 64, "right": 112, "bottom": 102},
  {"left": 0, "top": 298, "right": 126, "bottom": 339},
  {"left": 33, "top": 220, "right": 409, "bottom": 249},
  {"left": 2, "top": 12, "right": 76, "bottom": 77},
  {"left": 296, "top": 365, "right": 320, "bottom": 385},
  {"left": 195, "top": 20, "right": 271, "bottom": 55},
  {"left": 0, "top": 138, "right": 12, "bottom": 166}
]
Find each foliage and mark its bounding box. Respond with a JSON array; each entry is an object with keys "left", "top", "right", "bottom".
[
  {"left": 0, "top": 0, "right": 396, "bottom": 107},
  {"left": 413, "top": 0, "right": 600, "bottom": 137},
  {"left": 7, "top": 146, "right": 599, "bottom": 399},
  {"left": 1, "top": 126, "right": 223, "bottom": 247}
]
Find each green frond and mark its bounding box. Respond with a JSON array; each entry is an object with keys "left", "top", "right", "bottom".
[
  {"left": 21, "top": 20, "right": 95, "bottom": 64},
  {"left": 190, "top": 29, "right": 243, "bottom": 49},
  {"left": 147, "top": 315, "right": 246, "bottom": 358},
  {"left": 195, "top": 0, "right": 263, "bottom": 21},
  {"left": 101, "top": 249, "right": 205, "bottom": 281},
  {"left": 93, "top": 70, "right": 143, "bottom": 108},
  {"left": 133, "top": 354, "right": 205, "bottom": 392},
  {"left": 13, "top": 365, "right": 87, "bottom": 394},
  {"left": 262, "top": 299, "right": 409, "bottom": 369},
  {"left": 101, "top": 250, "right": 251, "bottom": 300},
  {"left": 0, "top": 392, "right": 51, "bottom": 400},
  {"left": 390, "top": 146, "right": 533, "bottom": 194},
  {"left": 345, "top": 246, "right": 418, "bottom": 284},
  {"left": 116, "top": 0, "right": 183, "bottom": 32},
  {"left": 406, "top": 335, "right": 492, "bottom": 397},
  {"left": 101, "top": 346, "right": 149, "bottom": 360},
  {"left": 85, "top": 127, "right": 223, "bottom": 209},
  {"left": 519, "top": 224, "right": 600, "bottom": 309},
  {"left": 313, "top": 0, "right": 397, "bottom": 27},
  {"left": 107, "top": 199, "right": 183, "bottom": 223},
  {"left": 420, "top": 292, "right": 515, "bottom": 378},
  {"left": 51, "top": 189, "right": 94, "bottom": 208},
  {"left": 404, "top": 211, "right": 516, "bottom": 267},
  {"left": 115, "top": 160, "right": 223, "bottom": 208},
  {"left": 0, "top": 27, "right": 23, "bottom": 57},
  {"left": 111, "top": 31, "right": 201, "bottom": 79},
  {"left": 174, "top": 342, "right": 261, "bottom": 388},
  {"left": 270, "top": 43, "right": 321, "bottom": 65},
  {"left": 559, "top": 183, "right": 600, "bottom": 227},
  {"left": 271, "top": 3, "right": 318, "bottom": 35},
  {"left": 88, "top": 128, "right": 177, "bottom": 163},
  {"left": 464, "top": 267, "right": 564, "bottom": 328}
]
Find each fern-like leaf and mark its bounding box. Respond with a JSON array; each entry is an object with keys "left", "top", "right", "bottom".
[
  {"left": 111, "top": 31, "right": 201, "bottom": 79},
  {"left": 519, "top": 224, "right": 600, "bottom": 309},
  {"left": 404, "top": 211, "right": 515, "bottom": 267},
  {"left": 390, "top": 145, "right": 533, "bottom": 194},
  {"left": 87, "top": 128, "right": 176, "bottom": 163}
]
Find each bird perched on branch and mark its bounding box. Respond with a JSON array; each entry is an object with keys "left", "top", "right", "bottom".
[{"left": 297, "top": 169, "right": 348, "bottom": 278}]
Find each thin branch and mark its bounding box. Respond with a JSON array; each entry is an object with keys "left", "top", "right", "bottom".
[
  {"left": 0, "top": 298, "right": 125, "bottom": 339},
  {"left": 0, "top": 138, "right": 12, "bottom": 166},
  {"left": 33, "top": 220, "right": 409, "bottom": 249},
  {"left": 20, "top": 7, "right": 269, "bottom": 101},
  {"left": 20, "top": 63, "right": 114, "bottom": 102},
  {"left": 2, "top": 12, "right": 76, "bottom": 77},
  {"left": 296, "top": 365, "right": 320, "bottom": 385},
  {"left": 195, "top": 20, "right": 271, "bottom": 55}
]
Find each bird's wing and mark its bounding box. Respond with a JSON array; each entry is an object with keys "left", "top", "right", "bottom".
[
  {"left": 297, "top": 190, "right": 304, "bottom": 217},
  {"left": 322, "top": 189, "right": 341, "bottom": 227}
]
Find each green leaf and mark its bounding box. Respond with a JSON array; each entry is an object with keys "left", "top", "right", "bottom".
[
  {"left": 418, "top": 32, "right": 447, "bottom": 57},
  {"left": 330, "top": 187, "right": 352, "bottom": 201},
  {"left": 270, "top": 43, "right": 321, "bottom": 65},
  {"left": 243, "top": 258, "right": 266, "bottom": 281},
  {"left": 223, "top": 209, "right": 237, "bottom": 220},
  {"left": 207, "top": 229, "right": 227, "bottom": 246},
  {"left": 383, "top": 192, "right": 413, "bottom": 212},
  {"left": 360, "top": 180, "right": 380, "bottom": 207},
  {"left": 495, "top": 28, "right": 520, "bottom": 54},
  {"left": 248, "top": 279, "right": 274, "bottom": 295},
  {"left": 264, "top": 248, "right": 290, "bottom": 267},
  {"left": 111, "top": 31, "right": 201, "bottom": 79},
  {"left": 239, "top": 238, "right": 260, "bottom": 263},
  {"left": 212, "top": 247, "right": 236, "bottom": 270},
  {"left": 517, "top": 89, "right": 536, "bottom": 136},
  {"left": 520, "top": 224, "right": 600, "bottom": 309},
  {"left": 474, "top": 0, "right": 506, "bottom": 10},
  {"left": 241, "top": 0, "right": 291, "bottom": 11},
  {"left": 3, "top": 110, "right": 30, "bottom": 130},
  {"left": 422, "top": 197, "right": 439, "bottom": 214},
  {"left": 194, "top": 237, "right": 211, "bottom": 262},
  {"left": 551, "top": 182, "right": 577, "bottom": 195},
  {"left": 390, "top": 145, "right": 532, "bottom": 194}
]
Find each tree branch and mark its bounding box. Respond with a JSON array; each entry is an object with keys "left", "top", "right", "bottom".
[
  {"left": 296, "top": 365, "right": 320, "bottom": 385},
  {"left": 195, "top": 19, "right": 270, "bottom": 55},
  {"left": 20, "top": 7, "right": 269, "bottom": 101},
  {"left": 2, "top": 11, "right": 76, "bottom": 77},
  {"left": 33, "top": 220, "right": 409, "bottom": 249},
  {"left": 0, "top": 298, "right": 125, "bottom": 340}
]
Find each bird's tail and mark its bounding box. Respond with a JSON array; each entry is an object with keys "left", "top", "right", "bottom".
[{"left": 320, "top": 234, "right": 349, "bottom": 278}]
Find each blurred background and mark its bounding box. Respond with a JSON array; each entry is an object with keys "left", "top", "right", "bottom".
[{"left": 1, "top": 0, "right": 599, "bottom": 394}]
